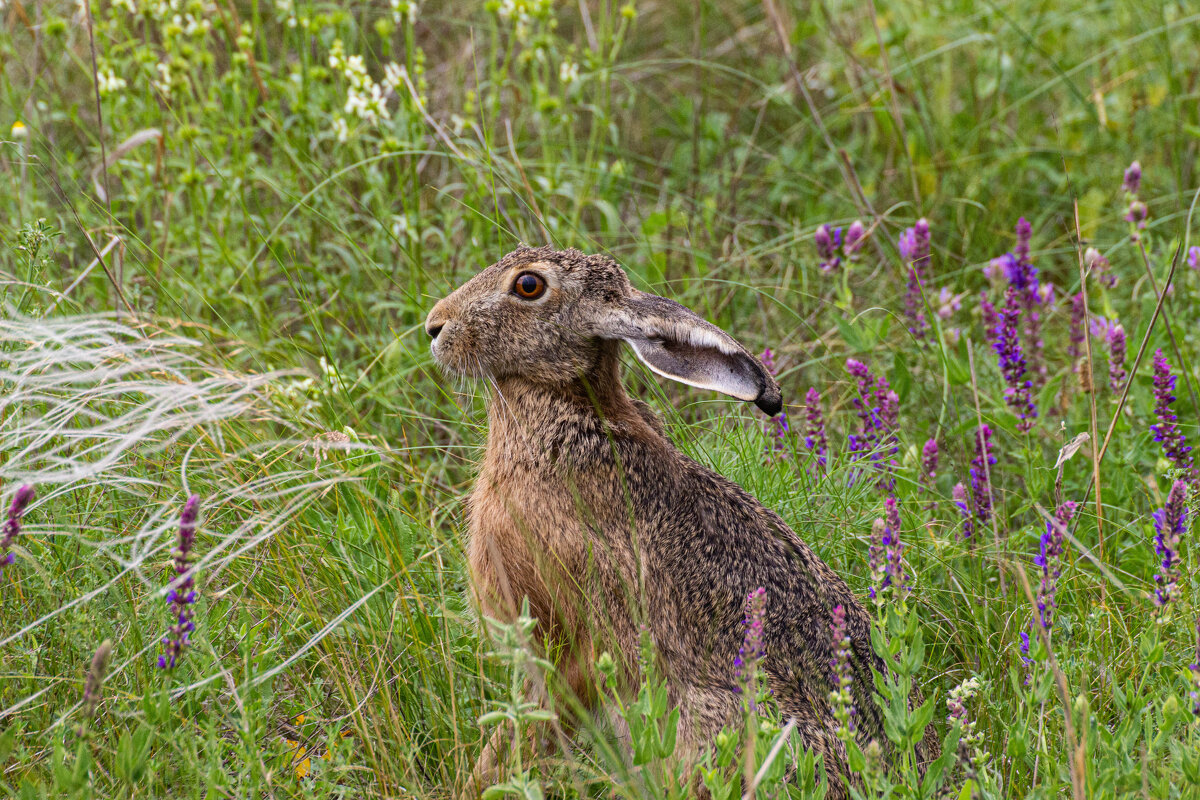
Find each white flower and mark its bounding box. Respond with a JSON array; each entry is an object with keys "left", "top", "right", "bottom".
[
  {"left": 383, "top": 62, "right": 406, "bottom": 91},
  {"left": 97, "top": 67, "right": 128, "bottom": 96},
  {"left": 332, "top": 117, "right": 349, "bottom": 143},
  {"left": 558, "top": 60, "right": 578, "bottom": 85},
  {"left": 154, "top": 62, "right": 173, "bottom": 95}
]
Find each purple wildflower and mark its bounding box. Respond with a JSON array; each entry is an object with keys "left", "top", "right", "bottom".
[
  {"left": 1150, "top": 350, "right": 1194, "bottom": 479},
  {"left": 815, "top": 224, "right": 843, "bottom": 273},
  {"left": 1123, "top": 161, "right": 1147, "bottom": 241},
  {"left": 828, "top": 604, "right": 856, "bottom": 737},
  {"left": 1151, "top": 480, "right": 1188, "bottom": 610},
  {"left": 159, "top": 495, "right": 200, "bottom": 670},
  {"left": 1188, "top": 246, "right": 1200, "bottom": 271},
  {"left": 980, "top": 292, "right": 999, "bottom": 344},
  {"left": 734, "top": 587, "right": 767, "bottom": 705},
  {"left": 920, "top": 438, "right": 938, "bottom": 494},
  {"left": 1123, "top": 161, "right": 1142, "bottom": 194},
  {"left": 900, "top": 218, "right": 932, "bottom": 341},
  {"left": 868, "top": 518, "right": 886, "bottom": 603},
  {"left": 1019, "top": 629, "right": 1032, "bottom": 668},
  {"left": 1190, "top": 615, "right": 1200, "bottom": 717},
  {"left": 0, "top": 485, "right": 35, "bottom": 577},
  {"left": 952, "top": 482, "right": 974, "bottom": 540},
  {"left": 844, "top": 220, "right": 866, "bottom": 257},
  {"left": 1034, "top": 501, "right": 1077, "bottom": 633},
  {"left": 1084, "top": 247, "right": 1117, "bottom": 289},
  {"left": 760, "top": 349, "right": 789, "bottom": 458},
  {"left": 1000, "top": 218, "right": 1045, "bottom": 385},
  {"left": 882, "top": 495, "right": 907, "bottom": 597},
  {"left": 803, "top": 387, "right": 829, "bottom": 469},
  {"left": 845, "top": 359, "right": 897, "bottom": 489},
  {"left": 1067, "top": 293, "right": 1086, "bottom": 363},
  {"left": 994, "top": 286, "right": 1038, "bottom": 431},
  {"left": 936, "top": 287, "right": 962, "bottom": 320},
  {"left": 970, "top": 425, "right": 997, "bottom": 527},
  {"left": 1107, "top": 324, "right": 1127, "bottom": 394}
]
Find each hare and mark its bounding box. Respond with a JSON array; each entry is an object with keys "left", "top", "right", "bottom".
[{"left": 426, "top": 245, "right": 935, "bottom": 798}]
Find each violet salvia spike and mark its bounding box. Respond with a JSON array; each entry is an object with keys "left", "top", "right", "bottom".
[
  {"left": 803, "top": 387, "right": 828, "bottom": 469},
  {"left": 1107, "top": 324, "right": 1127, "bottom": 394},
  {"left": 1152, "top": 480, "right": 1188, "bottom": 611},
  {"left": 159, "top": 495, "right": 200, "bottom": 670},
  {"left": 828, "top": 604, "right": 856, "bottom": 738},
  {"left": 868, "top": 518, "right": 886, "bottom": 604},
  {"left": 883, "top": 495, "right": 907, "bottom": 597},
  {"left": 994, "top": 286, "right": 1038, "bottom": 431},
  {"left": 900, "top": 218, "right": 931, "bottom": 341},
  {"left": 970, "top": 425, "right": 997, "bottom": 527},
  {"left": 0, "top": 485, "right": 35, "bottom": 578},
  {"left": 1150, "top": 349, "right": 1194, "bottom": 480},
  {"left": 734, "top": 587, "right": 767, "bottom": 707},
  {"left": 919, "top": 438, "right": 938, "bottom": 495},
  {"left": 1034, "top": 501, "right": 1077, "bottom": 633},
  {"left": 952, "top": 482, "right": 974, "bottom": 540}
]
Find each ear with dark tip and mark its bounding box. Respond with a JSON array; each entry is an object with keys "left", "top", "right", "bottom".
[{"left": 598, "top": 292, "right": 783, "bottom": 415}]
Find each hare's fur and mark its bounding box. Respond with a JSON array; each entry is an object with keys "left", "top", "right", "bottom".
[{"left": 426, "top": 246, "right": 936, "bottom": 797}]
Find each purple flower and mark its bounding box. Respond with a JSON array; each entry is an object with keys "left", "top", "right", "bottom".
[
  {"left": 1019, "top": 629, "right": 1033, "bottom": 673},
  {"left": 980, "top": 291, "right": 999, "bottom": 342},
  {"left": 970, "top": 425, "right": 997, "bottom": 527},
  {"left": 1034, "top": 501, "right": 1077, "bottom": 633},
  {"left": 936, "top": 287, "right": 961, "bottom": 320},
  {"left": 999, "top": 219, "right": 1045, "bottom": 385},
  {"left": 1150, "top": 350, "right": 1194, "bottom": 479},
  {"left": 1188, "top": 246, "right": 1200, "bottom": 271},
  {"left": 734, "top": 587, "right": 767, "bottom": 705},
  {"left": 1123, "top": 161, "right": 1142, "bottom": 194},
  {"left": 844, "top": 220, "right": 866, "bottom": 256},
  {"left": 0, "top": 485, "right": 35, "bottom": 577},
  {"left": 952, "top": 482, "right": 974, "bottom": 540},
  {"left": 1151, "top": 480, "right": 1188, "bottom": 610},
  {"left": 994, "top": 286, "right": 1038, "bottom": 431},
  {"left": 1067, "top": 292, "right": 1086, "bottom": 363},
  {"left": 815, "top": 224, "right": 843, "bottom": 273},
  {"left": 900, "top": 219, "right": 932, "bottom": 341},
  {"left": 882, "top": 495, "right": 907, "bottom": 597},
  {"left": 1085, "top": 247, "right": 1117, "bottom": 288},
  {"left": 868, "top": 518, "right": 886, "bottom": 602},
  {"left": 920, "top": 438, "right": 938, "bottom": 492},
  {"left": 803, "top": 387, "right": 829, "bottom": 469},
  {"left": 845, "top": 359, "right": 898, "bottom": 490},
  {"left": 828, "top": 604, "right": 856, "bottom": 737},
  {"left": 1107, "top": 324, "right": 1127, "bottom": 394},
  {"left": 760, "top": 349, "right": 790, "bottom": 458},
  {"left": 159, "top": 495, "right": 200, "bottom": 670}
]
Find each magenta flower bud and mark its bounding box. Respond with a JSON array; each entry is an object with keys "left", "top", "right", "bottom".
[
  {"left": 1, "top": 485, "right": 35, "bottom": 577},
  {"left": 1188, "top": 246, "right": 1200, "bottom": 271},
  {"left": 1122, "top": 161, "right": 1142, "bottom": 194},
  {"left": 1150, "top": 350, "right": 1194, "bottom": 479},
  {"left": 844, "top": 220, "right": 865, "bottom": 256}
]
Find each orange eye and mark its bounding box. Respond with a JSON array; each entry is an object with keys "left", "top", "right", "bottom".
[{"left": 512, "top": 272, "right": 547, "bottom": 300}]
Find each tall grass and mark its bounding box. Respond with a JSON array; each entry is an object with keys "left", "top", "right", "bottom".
[{"left": 1, "top": 0, "right": 1199, "bottom": 796}]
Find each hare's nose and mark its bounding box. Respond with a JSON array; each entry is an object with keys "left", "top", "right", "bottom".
[{"left": 426, "top": 321, "right": 444, "bottom": 340}]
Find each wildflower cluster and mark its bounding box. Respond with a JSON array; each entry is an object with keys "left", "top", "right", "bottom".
[
  {"left": 846, "top": 359, "right": 899, "bottom": 490},
  {"left": 1151, "top": 480, "right": 1188, "bottom": 612},
  {"left": 969, "top": 425, "right": 997, "bottom": 528},
  {"left": 813, "top": 220, "right": 865, "bottom": 272},
  {"left": 899, "top": 218, "right": 932, "bottom": 341},
  {"left": 868, "top": 518, "right": 887, "bottom": 604},
  {"left": 994, "top": 285, "right": 1037, "bottom": 431},
  {"left": 160, "top": 496, "right": 200, "bottom": 670},
  {"left": 328, "top": 40, "right": 408, "bottom": 139},
  {"left": 1084, "top": 247, "right": 1117, "bottom": 288},
  {"left": 947, "top": 676, "right": 986, "bottom": 773},
  {"left": 803, "top": 387, "right": 829, "bottom": 470},
  {"left": 952, "top": 483, "right": 974, "bottom": 540},
  {"left": 882, "top": 496, "right": 907, "bottom": 599},
  {"left": 0, "top": 485, "right": 35, "bottom": 578},
  {"left": 828, "top": 604, "right": 856, "bottom": 739},
  {"left": 1150, "top": 350, "right": 1193, "bottom": 479},
  {"left": 733, "top": 587, "right": 767, "bottom": 707},
  {"left": 919, "top": 437, "right": 938, "bottom": 497}
]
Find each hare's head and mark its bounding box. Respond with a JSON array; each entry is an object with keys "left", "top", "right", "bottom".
[{"left": 425, "top": 245, "right": 782, "bottom": 415}]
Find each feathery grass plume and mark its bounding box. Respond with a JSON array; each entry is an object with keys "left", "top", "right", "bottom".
[
  {"left": 994, "top": 285, "right": 1037, "bottom": 431},
  {"left": 802, "top": 387, "right": 828, "bottom": 469},
  {"left": 160, "top": 495, "right": 200, "bottom": 670},
  {"left": 970, "top": 425, "right": 997, "bottom": 527},
  {"left": 952, "top": 482, "right": 974, "bottom": 539},
  {"left": 828, "top": 604, "right": 856, "bottom": 739},
  {"left": 1151, "top": 480, "right": 1188, "bottom": 612},
  {"left": 900, "top": 218, "right": 932, "bottom": 341},
  {"left": 1122, "top": 160, "right": 1148, "bottom": 241},
  {"left": 1107, "top": 324, "right": 1127, "bottom": 394},
  {"left": 1067, "top": 292, "right": 1086, "bottom": 363},
  {"left": 883, "top": 495, "right": 907, "bottom": 598},
  {"left": 0, "top": 485, "right": 35, "bottom": 578},
  {"left": 868, "top": 518, "right": 887, "bottom": 604},
  {"left": 77, "top": 639, "right": 113, "bottom": 737},
  {"left": 759, "top": 348, "right": 789, "bottom": 459},
  {"left": 733, "top": 587, "right": 766, "bottom": 708},
  {"left": 1150, "top": 350, "right": 1194, "bottom": 479},
  {"left": 1034, "top": 501, "right": 1077, "bottom": 633}
]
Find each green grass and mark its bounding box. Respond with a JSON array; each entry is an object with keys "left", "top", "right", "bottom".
[{"left": 1, "top": 0, "right": 1199, "bottom": 796}]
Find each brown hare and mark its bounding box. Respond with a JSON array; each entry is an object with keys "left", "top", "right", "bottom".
[{"left": 426, "top": 245, "right": 933, "bottom": 798}]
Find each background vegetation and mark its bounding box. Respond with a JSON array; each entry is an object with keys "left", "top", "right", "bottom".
[{"left": 1, "top": 0, "right": 1199, "bottom": 796}]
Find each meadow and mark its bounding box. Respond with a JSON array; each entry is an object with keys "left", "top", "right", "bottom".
[{"left": 1, "top": 0, "right": 1199, "bottom": 796}]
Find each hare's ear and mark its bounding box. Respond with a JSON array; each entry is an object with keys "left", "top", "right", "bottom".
[{"left": 601, "top": 292, "right": 783, "bottom": 415}]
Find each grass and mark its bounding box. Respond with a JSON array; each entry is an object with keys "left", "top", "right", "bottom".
[{"left": 1, "top": 0, "right": 1199, "bottom": 796}]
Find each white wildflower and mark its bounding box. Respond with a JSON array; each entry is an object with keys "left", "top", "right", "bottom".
[
  {"left": 332, "top": 117, "right": 349, "bottom": 143},
  {"left": 97, "top": 67, "right": 128, "bottom": 96},
  {"left": 558, "top": 60, "right": 578, "bottom": 86}
]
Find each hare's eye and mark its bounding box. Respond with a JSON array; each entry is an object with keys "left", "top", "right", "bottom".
[{"left": 512, "top": 272, "right": 547, "bottom": 300}]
